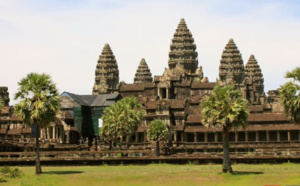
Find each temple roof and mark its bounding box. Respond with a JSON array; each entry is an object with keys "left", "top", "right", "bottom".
[
  {"left": 219, "top": 38, "right": 244, "bottom": 85},
  {"left": 168, "top": 18, "right": 198, "bottom": 74},
  {"left": 134, "top": 58, "right": 153, "bottom": 84}
]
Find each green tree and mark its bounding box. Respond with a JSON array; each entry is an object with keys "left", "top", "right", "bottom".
[
  {"left": 201, "top": 85, "right": 248, "bottom": 173},
  {"left": 147, "top": 119, "right": 169, "bottom": 157},
  {"left": 280, "top": 67, "right": 300, "bottom": 123},
  {"left": 14, "top": 73, "right": 60, "bottom": 175},
  {"left": 0, "top": 99, "right": 4, "bottom": 115},
  {"left": 101, "top": 97, "right": 144, "bottom": 149}
]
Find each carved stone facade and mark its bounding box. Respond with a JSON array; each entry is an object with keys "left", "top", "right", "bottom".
[{"left": 93, "top": 43, "right": 119, "bottom": 95}]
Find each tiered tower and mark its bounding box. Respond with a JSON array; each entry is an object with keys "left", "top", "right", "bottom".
[
  {"left": 93, "top": 43, "right": 119, "bottom": 95},
  {"left": 219, "top": 38, "right": 244, "bottom": 86},
  {"left": 133, "top": 58, "right": 153, "bottom": 84},
  {"left": 168, "top": 18, "right": 198, "bottom": 74},
  {"left": 244, "top": 54, "right": 264, "bottom": 104}
]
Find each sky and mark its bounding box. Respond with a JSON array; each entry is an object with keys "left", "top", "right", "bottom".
[{"left": 1, "top": 0, "right": 300, "bottom": 104}]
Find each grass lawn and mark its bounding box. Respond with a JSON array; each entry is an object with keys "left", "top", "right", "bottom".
[{"left": 1, "top": 163, "right": 300, "bottom": 186}]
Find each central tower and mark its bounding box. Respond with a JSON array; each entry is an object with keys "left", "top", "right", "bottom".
[{"left": 168, "top": 18, "right": 198, "bottom": 74}]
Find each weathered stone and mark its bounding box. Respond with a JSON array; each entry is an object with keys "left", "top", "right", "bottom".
[
  {"left": 93, "top": 43, "right": 119, "bottom": 94},
  {"left": 134, "top": 58, "right": 153, "bottom": 84}
]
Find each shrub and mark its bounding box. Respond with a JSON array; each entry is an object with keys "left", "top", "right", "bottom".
[{"left": 0, "top": 166, "right": 23, "bottom": 178}]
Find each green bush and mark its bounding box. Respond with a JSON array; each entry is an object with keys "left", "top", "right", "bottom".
[{"left": 0, "top": 166, "right": 23, "bottom": 178}]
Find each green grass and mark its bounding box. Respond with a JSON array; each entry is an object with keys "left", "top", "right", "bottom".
[{"left": 1, "top": 163, "right": 300, "bottom": 186}]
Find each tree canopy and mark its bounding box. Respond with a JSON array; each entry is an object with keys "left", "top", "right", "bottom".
[
  {"left": 147, "top": 119, "right": 169, "bottom": 141},
  {"left": 201, "top": 85, "right": 248, "bottom": 129},
  {"left": 280, "top": 67, "right": 300, "bottom": 123},
  {"left": 14, "top": 73, "right": 60, "bottom": 128},
  {"left": 101, "top": 96, "right": 144, "bottom": 143}
]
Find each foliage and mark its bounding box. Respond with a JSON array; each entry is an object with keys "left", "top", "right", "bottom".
[
  {"left": 201, "top": 85, "right": 249, "bottom": 129},
  {"left": 101, "top": 97, "right": 144, "bottom": 143},
  {"left": 280, "top": 67, "right": 300, "bottom": 123},
  {"left": 147, "top": 119, "right": 169, "bottom": 141},
  {"left": 0, "top": 98, "right": 3, "bottom": 115},
  {"left": 0, "top": 166, "right": 23, "bottom": 178},
  {"left": 14, "top": 73, "right": 60, "bottom": 128},
  {"left": 201, "top": 85, "right": 248, "bottom": 173},
  {"left": 14, "top": 73, "right": 60, "bottom": 175}
]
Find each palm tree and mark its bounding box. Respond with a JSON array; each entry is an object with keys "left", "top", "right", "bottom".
[
  {"left": 201, "top": 85, "right": 248, "bottom": 173},
  {"left": 101, "top": 97, "right": 144, "bottom": 149},
  {"left": 280, "top": 67, "right": 300, "bottom": 123},
  {"left": 147, "top": 119, "right": 169, "bottom": 157},
  {"left": 14, "top": 73, "right": 60, "bottom": 175}
]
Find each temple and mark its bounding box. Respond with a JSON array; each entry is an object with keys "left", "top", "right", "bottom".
[{"left": 0, "top": 19, "right": 299, "bottom": 155}]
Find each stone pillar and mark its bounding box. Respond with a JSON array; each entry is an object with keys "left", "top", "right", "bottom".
[
  {"left": 194, "top": 132, "right": 197, "bottom": 142},
  {"left": 181, "top": 132, "right": 184, "bottom": 142},
  {"left": 166, "top": 88, "right": 169, "bottom": 99},
  {"left": 174, "top": 132, "right": 177, "bottom": 143},
  {"left": 266, "top": 131, "right": 270, "bottom": 142},
  {"left": 235, "top": 132, "right": 238, "bottom": 142},
  {"left": 204, "top": 133, "right": 208, "bottom": 143},
  {"left": 245, "top": 132, "right": 248, "bottom": 142},
  {"left": 135, "top": 132, "right": 138, "bottom": 143},
  {"left": 52, "top": 127, "right": 55, "bottom": 139},
  {"left": 288, "top": 131, "right": 291, "bottom": 142},
  {"left": 277, "top": 131, "right": 280, "bottom": 142},
  {"left": 184, "top": 132, "right": 187, "bottom": 142},
  {"left": 144, "top": 131, "right": 147, "bottom": 142},
  {"left": 215, "top": 133, "right": 218, "bottom": 142},
  {"left": 47, "top": 127, "right": 50, "bottom": 139},
  {"left": 256, "top": 131, "right": 259, "bottom": 142}
]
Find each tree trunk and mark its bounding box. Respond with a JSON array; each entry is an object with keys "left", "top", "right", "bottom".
[
  {"left": 156, "top": 140, "right": 160, "bottom": 157},
  {"left": 222, "top": 125, "right": 232, "bottom": 173},
  {"left": 35, "top": 125, "right": 42, "bottom": 175}
]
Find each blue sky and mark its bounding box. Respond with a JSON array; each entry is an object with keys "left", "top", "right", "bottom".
[{"left": 1, "top": 0, "right": 300, "bottom": 104}]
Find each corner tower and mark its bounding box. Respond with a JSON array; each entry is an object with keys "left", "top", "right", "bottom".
[
  {"left": 168, "top": 18, "right": 198, "bottom": 74},
  {"left": 244, "top": 54, "right": 264, "bottom": 104},
  {"left": 134, "top": 58, "right": 153, "bottom": 84},
  {"left": 93, "top": 43, "right": 119, "bottom": 95},
  {"left": 219, "top": 38, "right": 244, "bottom": 86}
]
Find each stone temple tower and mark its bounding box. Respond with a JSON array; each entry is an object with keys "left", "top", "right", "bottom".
[
  {"left": 168, "top": 18, "right": 198, "bottom": 74},
  {"left": 134, "top": 58, "right": 153, "bottom": 84},
  {"left": 219, "top": 38, "right": 244, "bottom": 87},
  {"left": 244, "top": 54, "right": 264, "bottom": 104},
  {"left": 93, "top": 43, "right": 119, "bottom": 95}
]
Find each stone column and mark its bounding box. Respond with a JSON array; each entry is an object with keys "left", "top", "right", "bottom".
[
  {"left": 144, "top": 131, "right": 147, "bottom": 142},
  {"left": 166, "top": 88, "right": 169, "bottom": 99},
  {"left": 288, "top": 131, "right": 291, "bottom": 142},
  {"left": 266, "top": 131, "right": 270, "bottom": 142},
  {"left": 204, "top": 133, "right": 208, "bottom": 143},
  {"left": 256, "top": 131, "right": 259, "bottom": 142},
  {"left": 52, "top": 127, "right": 55, "bottom": 139},
  {"left": 135, "top": 132, "right": 138, "bottom": 143},
  {"left": 245, "top": 132, "right": 248, "bottom": 142},
  {"left": 47, "top": 127, "right": 50, "bottom": 139},
  {"left": 194, "top": 132, "right": 197, "bottom": 142},
  {"left": 235, "top": 132, "right": 238, "bottom": 142},
  {"left": 277, "top": 131, "right": 280, "bottom": 142},
  {"left": 215, "top": 133, "right": 218, "bottom": 142},
  {"left": 174, "top": 132, "right": 177, "bottom": 143}
]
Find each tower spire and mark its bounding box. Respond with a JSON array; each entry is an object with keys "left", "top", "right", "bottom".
[
  {"left": 134, "top": 58, "right": 153, "bottom": 84},
  {"left": 168, "top": 18, "right": 198, "bottom": 74},
  {"left": 93, "top": 43, "right": 119, "bottom": 94}
]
